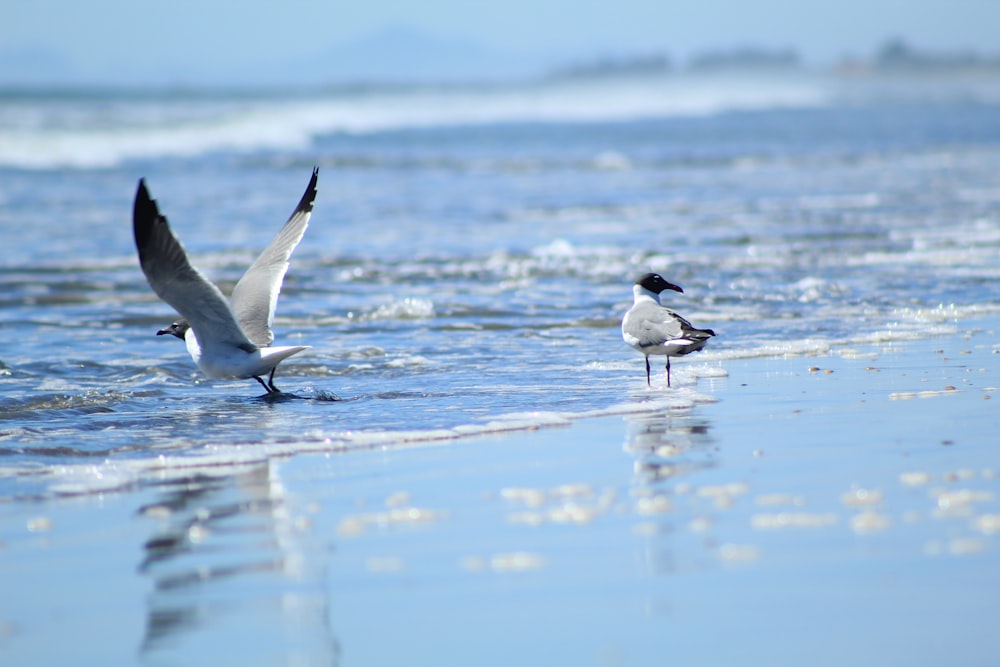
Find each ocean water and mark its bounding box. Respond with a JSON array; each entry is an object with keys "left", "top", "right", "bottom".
[{"left": 2, "top": 70, "right": 1000, "bottom": 498}]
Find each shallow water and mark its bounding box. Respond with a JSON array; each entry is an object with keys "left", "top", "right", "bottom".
[{"left": 2, "top": 70, "right": 1000, "bottom": 499}]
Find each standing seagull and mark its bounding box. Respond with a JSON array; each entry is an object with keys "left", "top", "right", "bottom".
[
  {"left": 133, "top": 168, "right": 318, "bottom": 394},
  {"left": 621, "top": 273, "right": 716, "bottom": 387}
]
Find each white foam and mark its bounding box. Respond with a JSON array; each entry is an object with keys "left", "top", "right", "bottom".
[
  {"left": 364, "top": 298, "right": 435, "bottom": 321},
  {"left": 21, "top": 384, "right": 731, "bottom": 499}
]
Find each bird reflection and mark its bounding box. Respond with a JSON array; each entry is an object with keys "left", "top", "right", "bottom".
[
  {"left": 623, "top": 409, "right": 717, "bottom": 577},
  {"left": 136, "top": 461, "right": 339, "bottom": 665},
  {"left": 624, "top": 412, "right": 714, "bottom": 483}
]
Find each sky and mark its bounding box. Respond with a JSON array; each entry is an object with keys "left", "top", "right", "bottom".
[{"left": 2, "top": 0, "right": 999, "bottom": 86}]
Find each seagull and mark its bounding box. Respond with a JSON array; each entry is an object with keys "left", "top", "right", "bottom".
[
  {"left": 621, "top": 273, "right": 716, "bottom": 387},
  {"left": 133, "top": 168, "right": 318, "bottom": 394}
]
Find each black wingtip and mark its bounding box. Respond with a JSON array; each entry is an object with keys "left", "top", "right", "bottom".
[
  {"left": 292, "top": 166, "right": 319, "bottom": 215},
  {"left": 133, "top": 178, "right": 157, "bottom": 254},
  {"left": 132, "top": 177, "right": 171, "bottom": 268},
  {"left": 135, "top": 178, "right": 150, "bottom": 207}
]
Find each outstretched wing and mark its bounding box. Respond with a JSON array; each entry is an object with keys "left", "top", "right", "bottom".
[
  {"left": 230, "top": 167, "right": 318, "bottom": 346},
  {"left": 133, "top": 179, "right": 255, "bottom": 351}
]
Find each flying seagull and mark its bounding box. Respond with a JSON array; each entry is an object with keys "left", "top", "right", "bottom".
[
  {"left": 133, "top": 168, "right": 318, "bottom": 393},
  {"left": 621, "top": 272, "right": 716, "bottom": 387}
]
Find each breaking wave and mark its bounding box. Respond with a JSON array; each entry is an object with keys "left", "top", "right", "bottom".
[{"left": 0, "top": 73, "right": 835, "bottom": 169}]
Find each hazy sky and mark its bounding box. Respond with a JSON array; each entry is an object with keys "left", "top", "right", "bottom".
[{"left": 3, "top": 0, "right": 999, "bottom": 85}]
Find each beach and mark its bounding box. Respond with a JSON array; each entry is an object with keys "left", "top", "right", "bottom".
[
  {"left": 2, "top": 71, "right": 1000, "bottom": 665},
  {"left": 2, "top": 317, "right": 998, "bottom": 666}
]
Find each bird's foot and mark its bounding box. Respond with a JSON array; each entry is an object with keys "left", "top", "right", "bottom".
[{"left": 253, "top": 376, "right": 281, "bottom": 394}]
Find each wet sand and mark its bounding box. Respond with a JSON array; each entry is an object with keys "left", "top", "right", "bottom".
[{"left": 2, "top": 317, "right": 999, "bottom": 666}]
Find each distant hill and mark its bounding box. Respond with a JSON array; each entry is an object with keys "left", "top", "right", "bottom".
[
  {"left": 306, "top": 26, "right": 539, "bottom": 84},
  {"left": 0, "top": 26, "right": 542, "bottom": 88}
]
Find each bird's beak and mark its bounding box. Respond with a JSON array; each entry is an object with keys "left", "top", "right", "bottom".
[
  {"left": 665, "top": 282, "right": 684, "bottom": 294},
  {"left": 156, "top": 327, "right": 171, "bottom": 336}
]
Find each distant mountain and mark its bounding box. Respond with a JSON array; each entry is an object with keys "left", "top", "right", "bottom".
[
  {"left": 0, "top": 26, "right": 543, "bottom": 89},
  {"left": 306, "top": 26, "right": 539, "bottom": 84}
]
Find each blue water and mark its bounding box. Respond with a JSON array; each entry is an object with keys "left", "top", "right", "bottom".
[{"left": 2, "top": 71, "right": 1000, "bottom": 497}]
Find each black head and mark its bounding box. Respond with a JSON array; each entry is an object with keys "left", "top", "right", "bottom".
[
  {"left": 636, "top": 273, "right": 683, "bottom": 295},
  {"left": 156, "top": 319, "right": 190, "bottom": 339}
]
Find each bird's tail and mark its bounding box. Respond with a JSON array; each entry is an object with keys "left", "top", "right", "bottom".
[{"left": 261, "top": 345, "right": 310, "bottom": 367}]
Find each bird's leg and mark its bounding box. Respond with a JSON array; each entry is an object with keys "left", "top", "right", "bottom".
[
  {"left": 645, "top": 357, "right": 651, "bottom": 387},
  {"left": 266, "top": 367, "right": 281, "bottom": 393},
  {"left": 253, "top": 375, "right": 273, "bottom": 393},
  {"left": 666, "top": 358, "right": 672, "bottom": 388}
]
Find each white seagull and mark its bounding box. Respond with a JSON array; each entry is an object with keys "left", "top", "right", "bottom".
[
  {"left": 621, "top": 273, "right": 716, "bottom": 387},
  {"left": 133, "top": 168, "right": 318, "bottom": 394}
]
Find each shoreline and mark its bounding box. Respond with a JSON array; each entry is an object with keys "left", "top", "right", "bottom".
[{"left": 4, "top": 307, "right": 998, "bottom": 502}]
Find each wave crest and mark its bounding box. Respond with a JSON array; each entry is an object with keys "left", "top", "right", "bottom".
[{"left": 0, "top": 74, "right": 832, "bottom": 169}]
